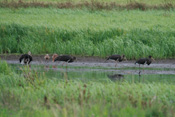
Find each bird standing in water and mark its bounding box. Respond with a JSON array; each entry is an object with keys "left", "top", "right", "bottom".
[
  {"left": 106, "top": 54, "right": 127, "bottom": 67},
  {"left": 135, "top": 55, "right": 155, "bottom": 72},
  {"left": 19, "top": 51, "right": 32, "bottom": 65}
]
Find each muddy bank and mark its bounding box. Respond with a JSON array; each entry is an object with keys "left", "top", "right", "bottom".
[
  {"left": 1, "top": 54, "right": 175, "bottom": 69},
  {"left": 1, "top": 54, "right": 175, "bottom": 64},
  {"left": 1, "top": 54, "right": 175, "bottom": 75}
]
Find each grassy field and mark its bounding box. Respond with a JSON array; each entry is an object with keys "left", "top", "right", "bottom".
[
  {"left": 1, "top": 0, "right": 175, "bottom": 116},
  {"left": 0, "top": 60, "right": 175, "bottom": 116},
  {"left": 0, "top": 8, "right": 175, "bottom": 59}
]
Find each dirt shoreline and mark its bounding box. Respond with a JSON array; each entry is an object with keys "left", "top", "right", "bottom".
[
  {"left": 0, "top": 54, "right": 175, "bottom": 64},
  {"left": 1, "top": 54, "right": 175, "bottom": 75}
]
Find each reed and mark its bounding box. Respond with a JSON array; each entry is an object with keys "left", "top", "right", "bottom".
[{"left": 0, "top": 8, "right": 175, "bottom": 59}]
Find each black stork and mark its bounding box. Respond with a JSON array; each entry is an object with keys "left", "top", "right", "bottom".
[
  {"left": 106, "top": 54, "right": 127, "bottom": 67},
  {"left": 19, "top": 51, "right": 32, "bottom": 65},
  {"left": 54, "top": 55, "right": 76, "bottom": 67},
  {"left": 135, "top": 55, "right": 155, "bottom": 72}
]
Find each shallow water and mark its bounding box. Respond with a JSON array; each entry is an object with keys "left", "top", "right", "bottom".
[{"left": 9, "top": 61, "right": 175, "bottom": 83}]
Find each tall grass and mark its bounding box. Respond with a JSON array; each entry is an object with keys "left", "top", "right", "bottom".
[
  {"left": 0, "top": 61, "right": 175, "bottom": 116},
  {"left": 0, "top": 59, "right": 12, "bottom": 75},
  {"left": 0, "top": 8, "right": 175, "bottom": 59}
]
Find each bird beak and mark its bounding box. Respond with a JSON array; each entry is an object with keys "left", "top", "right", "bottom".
[
  {"left": 152, "top": 58, "right": 155, "bottom": 61},
  {"left": 124, "top": 57, "right": 128, "bottom": 61}
]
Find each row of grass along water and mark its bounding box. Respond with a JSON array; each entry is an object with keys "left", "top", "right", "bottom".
[{"left": 1, "top": 8, "right": 175, "bottom": 59}]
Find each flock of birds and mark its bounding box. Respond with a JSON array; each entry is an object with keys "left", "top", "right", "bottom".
[
  {"left": 19, "top": 52, "right": 76, "bottom": 65},
  {"left": 19, "top": 51, "right": 155, "bottom": 69},
  {"left": 19, "top": 51, "right": 155, "bottom": 80}
]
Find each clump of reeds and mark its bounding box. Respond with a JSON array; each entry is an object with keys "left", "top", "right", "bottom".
[{"left": 1, "top": 23, "right": 175, "bottom": 59}]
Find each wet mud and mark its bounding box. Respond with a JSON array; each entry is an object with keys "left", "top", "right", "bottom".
[{"left": 1, "top": 54, "right": 175, "bottom": 75}]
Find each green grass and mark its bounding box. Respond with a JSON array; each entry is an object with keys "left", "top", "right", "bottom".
[
  {"left": 0, "top": 61, "right": 175, "bottom": 116},
  {"left": 1, "top": 8, "right": 175, "bottom": 59}
]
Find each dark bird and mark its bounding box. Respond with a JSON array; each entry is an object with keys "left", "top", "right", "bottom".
[
  {"left": 107, "top": 74, "right": 124, "bottom": 81},
  {"left": 54, "top": 55, "right": 76, "bottom": 63},
  {"left": 106, "top": 54, "right": 127, "bottom": 67},
  {"left": 54, "top": 55, "right": 76, "bottom": 67},
  {"left": 19, "top": 51, "right": 32, "bottom": 65},
  {"left": 135, "top": 56, "right": 155, "bottom": 72}
]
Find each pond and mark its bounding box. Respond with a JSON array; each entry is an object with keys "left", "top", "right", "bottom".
[{"left": 9, "top": 62, "right": 175, "bottom": 84}]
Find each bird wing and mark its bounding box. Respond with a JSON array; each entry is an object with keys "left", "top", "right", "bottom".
[
  {"left": 54, "top": 56, "right": 60, "bottom": 62},
  {"left": 146, "top": 59, "right": 152, "bottom": 65},
  {"left": 61, "top": 55, "right": 72, "bottom": 62},
  {"left": 54, "top": 55, "right": 72, "bottom": 62},
  {"left": 135, "top": 58, "right": 147, "bottom": 64},
  {"left": 28, "top": 55, "right": 33, "bottom": 63},
  {"left": 28, "top": 55, "right": 32, "bottom": 61},
  {"left": 108, "top": 55, "right": 121, "bottom": 60}
]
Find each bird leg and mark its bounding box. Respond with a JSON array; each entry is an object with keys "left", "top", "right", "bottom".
[
  {"left": 139, "top": 65, "right": 141, "bottom": 83},
  {"left": 27, "top": 61, "right": 29, "bottom": 66},
  {"left": 115, "top": 61, "right": 118, "bottom": 67},
  {"left": 66, "top": 63, "right": 68, "bottom": 72},
  {"left": 143, "top": 65, "right": 144, "bottom": 72},
  {"left": 139, "top": 64, "right": 141, "bottom": 76},
  {"left": 62, "top": 62, "right": 66, "bottom": 67}
]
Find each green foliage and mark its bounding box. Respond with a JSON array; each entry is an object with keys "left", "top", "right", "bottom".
[
  {"left": 0, "top": 70, "right": 175, "bottom": 116},
  {"left": 0, "top": 64, "right": 175, "bottom": 116},
  {"left": 0, "top": 8, "right": 175, "bottom": 59},
  {"left": 0, "top": 60, "right": 12, "bottom": 75}
]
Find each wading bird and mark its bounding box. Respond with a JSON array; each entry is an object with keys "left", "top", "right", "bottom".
[
  {"left": 52, "top": 54, "right": 58, "bottom": 62},
  {"left": 44, "top": 54, "right": 50, "bottom": 61},
  {"left": 135, "top": 55, "right": 155, "bottom": 72},
  {"left": 106, "top": 54, "right": 127, "bottom": 67},
  {"left": 19, "top": 51, "right": 32, "bottom": 65}
]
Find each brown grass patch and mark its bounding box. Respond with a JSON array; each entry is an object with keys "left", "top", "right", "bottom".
[{"left": 0, "top": 0, "right": 174, "bottom": 10}]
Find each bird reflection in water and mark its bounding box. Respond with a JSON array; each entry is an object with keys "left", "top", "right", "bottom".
[
  {"left": 44, "top": 54, "right": 50, "bottom": 71},
  {"left": 107, "top": 74, "right": 124, "bottom": 82}
]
